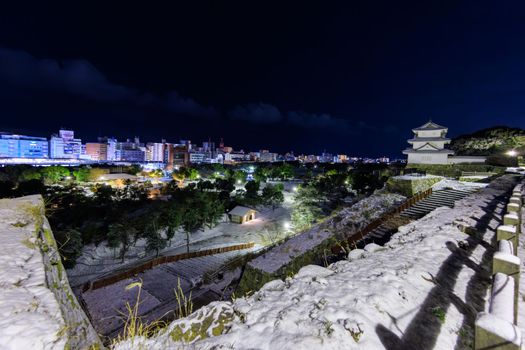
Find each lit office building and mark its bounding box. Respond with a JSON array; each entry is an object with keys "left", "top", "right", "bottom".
[
  {"left": 116, "top": 137, "right": 145, "bottom": 162},
  {"left": 146, "top": 142, "right": 165, "bottom": 162},
  {"left": 97, "top": 137, "right": 117, "bottom": 161},
  {"left": 85, "top": 143, "right": 108, "bottom": 161},
  {"left": 49, "top": 129, "right": 82, "bottom": 159},
  {"left": 0, "top": 133, "right": 49, "bottom": 158}
]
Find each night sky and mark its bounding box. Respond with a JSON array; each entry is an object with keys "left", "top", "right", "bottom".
[{"left": 0, "top": 1, "right": 524, "bottom": 157}]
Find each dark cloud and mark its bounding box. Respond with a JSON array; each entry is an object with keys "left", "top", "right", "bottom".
[
  {"left": 229, "top": 102, "right": 354, "bottom": 132},
  {"left": 228, "top": 103, "right": 283, "bottom": 123},
  {"left": 286, "top": 111, "right": 349, "bottom": 131},
  {"left": 0, "top": 47, "right": 217, "bottom": 118}
]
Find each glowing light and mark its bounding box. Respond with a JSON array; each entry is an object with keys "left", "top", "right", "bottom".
[
  {"left": 283, "top": 222, "right": 291, "bottom": 230},
  {"left": 507, "top": 150, "right": 518, "bottom": 157},
  {"left": 292, "top": 186, "right": 298, "bottom": 192},
  {"left": 65, "top": 176, "right": 72, "bottom": 180},
  {"left": 237, "top": 180, "right": 242, "bottom": 184},
  {"left": 99, "top": 176, "right": 106, "bottom": 180}
]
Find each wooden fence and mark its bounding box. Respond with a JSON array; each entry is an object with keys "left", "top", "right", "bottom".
[
  {"left": 331, "top": 187, "right": 433, "bottom": 253},
  {"left": 81, "top": 242, "right": 255, "bottom": 292}
]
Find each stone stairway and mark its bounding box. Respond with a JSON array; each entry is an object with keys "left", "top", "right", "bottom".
[
  {"left": 359, "top": 188, "right": 479, "bottom": 246},
  {"left": 399, "top": 188, "right": 477, "bottom": 219}
]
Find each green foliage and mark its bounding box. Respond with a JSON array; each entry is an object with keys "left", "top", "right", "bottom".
[
  {"left": 430, "top": 306, "right": 446, "bottom": 324},
  {"left": 271, "top": 163, "right": 295, "bottom": 180},
  {"left": 244, "top": 180, "right": 260, "bottom": 201},
  {"left": 41, "top": 166, "right": 70, "bottom": 184},
  {"left": 254, "top": 166, "right": 270, "bottom": 182},
  {"left": 72, "top": 167, "right": 90, "bottom": 182},
  {"left": 172, "top": 167, "right": 200, "bottom": 184},
  {"left": 450, "top": 126, "right": 525, "bottom": 156},
  {"left": 87, "top": 168, "right": 109, "bottom": 181},
  {"left": 262, "top": 183, "right": 284, "bottom": 210},
  {"left": 405, "top": 163, "right": 505, "bottom": 178}
]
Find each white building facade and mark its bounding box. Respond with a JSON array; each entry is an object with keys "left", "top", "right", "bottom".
[
  {"left": 403, "top": 121, "right": 487, "bottom": 165},
  {"left": 403, "top": 121, "right": 454, "bottom": 164}
]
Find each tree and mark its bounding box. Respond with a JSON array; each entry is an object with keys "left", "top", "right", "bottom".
[
  {"left": 159, "top": 203, "right": 183, "bottom": 245},
  {"left": 172, "top": 167, "right": 199, "bottom": 185},
  {"left": 262, "top": 183, "right": 284, "bottom": 210},
  {"left": 73, "top": 167, "right": 90, "bottom": 182},
  {"left": 254, "top": 166, "right": 270, "bottom": 183},
  {"left": 41, "top": 166, "right": 70, "bottom": 184},
  {"left": 214, "top": 178, "right": 235, "bottom": 193},
  {"left": 291, "top": 203, "right": 323, "bottom": 231},
  {"left": 175, "top": 190, "right": 224, "bottom": 253},
  {"left": 87, "top": 168, "right": 109, "bottom": 182},
  {"left": 244, "top": 180, "right": 260, "bottom": 201},
  {"left": 91, "top": 184, "right": 114, "bottom": 204},
  {"left": 180, "top": 203, "right": 203, "bottom": 254},
  {"left": 55, "top": 229, "right": 83, "bottom": 268},
  {"left": 107, "top": 221, "right": 134, "bottom": 263},
  {"left": 144, "top": 215, "right": 166, "bottom": 258},
  {"left": 272, "top": 163, "right": 294, "bottom": 180},
  {"left": 197, "top": 180, "right": 215, "bottom": 191}
]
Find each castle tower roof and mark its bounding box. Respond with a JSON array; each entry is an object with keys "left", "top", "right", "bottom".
[{"left": 412, "top": 120, "right": 447, "bottom": 132}]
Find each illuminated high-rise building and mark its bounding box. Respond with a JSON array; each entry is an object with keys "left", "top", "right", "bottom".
[
  {"left": 0, "top": 133, "right": 49, "bottom": 158},
  {"left": 49, "top": 129, "right": 81, "bottom": 159}
]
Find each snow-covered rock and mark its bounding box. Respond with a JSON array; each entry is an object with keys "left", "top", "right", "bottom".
[
  {"left": 0, "top": 195, "right": 102, "bottom": 350},
  {"left": 363, "top": 243, "right": 383, "bottom": 253},
  {"left": 347, "top": 248, "right": 365, "bottom": 261}
]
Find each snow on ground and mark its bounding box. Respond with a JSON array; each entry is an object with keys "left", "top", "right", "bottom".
[
  {"left": 432, "top": 178, "right": 488, "bottom": 192},
  {"left": 67, "top": 190, "right": 295, "bottom": 287},
  {"left": 112, "top": 176, "right": 517, "bottom": 350},
  {"left": 394, "top": 174, "right": 442, "bottom": 180}
]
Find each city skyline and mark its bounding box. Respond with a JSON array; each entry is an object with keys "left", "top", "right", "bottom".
[{"left": 1, "top": 2, "right": 524, "bottom": 157}]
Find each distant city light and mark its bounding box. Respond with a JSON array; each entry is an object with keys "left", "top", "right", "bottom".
[{"left": 507, "top": 150, "right": 518, "bottom": 157}]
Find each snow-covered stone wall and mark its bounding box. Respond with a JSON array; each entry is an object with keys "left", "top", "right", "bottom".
[
  {"left": 111, "top": 175, "right": 521, "bottom": 350},
  {"left": 0, "top": 195, "right": 103, "bottom": 350},
  {"left": 236, "top": 192, "right": 405, "bottom": 294}
]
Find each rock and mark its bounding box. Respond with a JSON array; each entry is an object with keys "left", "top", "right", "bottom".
[
  {"left": 347, "top": 249, "right": 365, "bottom": 261},
  {"left": 295, "top": 265, "right": 334, "bottom": 279},
  {"left": 364, "top": 243, "right": 383, "bottom": 253}
]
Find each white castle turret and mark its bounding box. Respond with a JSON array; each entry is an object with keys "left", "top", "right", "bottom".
[{"left": 403, "top": 120, "right": 454, "bottom": 164}]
